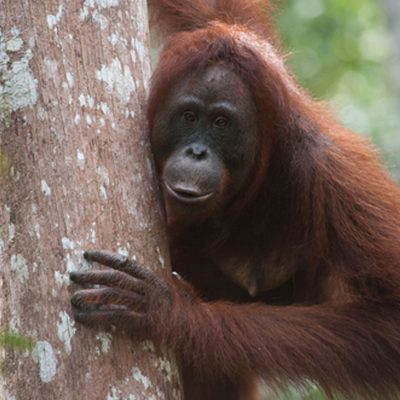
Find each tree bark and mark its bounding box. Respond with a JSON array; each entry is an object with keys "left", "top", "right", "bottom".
[{"left": 0, "top": 1, "right": 182, "bottom": 399}]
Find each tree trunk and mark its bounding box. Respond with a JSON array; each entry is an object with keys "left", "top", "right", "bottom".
[{"left": 0, "top": 1, "right": 182, "bottom": 399}]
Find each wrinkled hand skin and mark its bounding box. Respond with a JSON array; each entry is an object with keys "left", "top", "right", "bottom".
[{"left": 70, "top": 250, "right": 192, "bottom": 341}]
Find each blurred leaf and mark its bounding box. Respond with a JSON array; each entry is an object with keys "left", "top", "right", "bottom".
[{"left": 0, "top": 331, "right": 34, "bottom": 352}]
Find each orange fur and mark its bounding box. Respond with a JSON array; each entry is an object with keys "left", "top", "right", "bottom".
[{"left": 147, "top": 1, "right": 400, "bottom": 399}]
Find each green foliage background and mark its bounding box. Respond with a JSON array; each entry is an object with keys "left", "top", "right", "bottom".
[{"left": 277, "top": 0, "right": 400, "bottom": 181}]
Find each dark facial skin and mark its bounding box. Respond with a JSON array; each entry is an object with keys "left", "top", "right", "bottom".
[{"left": 151, "top": 64, "right": 259, "bottom": 225}]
